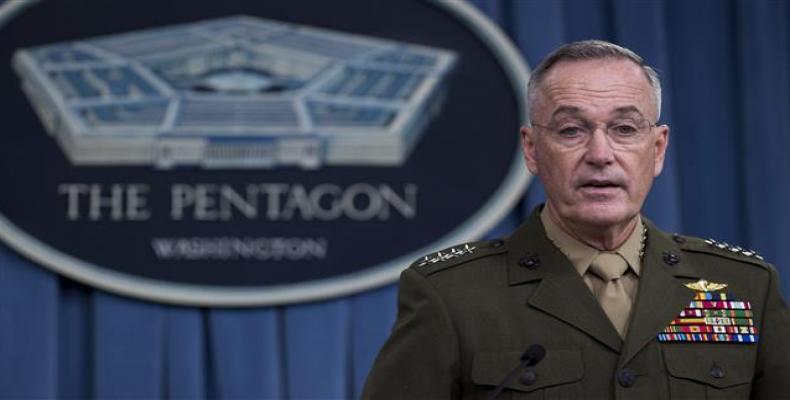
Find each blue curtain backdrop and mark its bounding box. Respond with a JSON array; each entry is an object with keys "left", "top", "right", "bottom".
[{"left": 2, "top": 0, "right": 790, "bottom": 398}]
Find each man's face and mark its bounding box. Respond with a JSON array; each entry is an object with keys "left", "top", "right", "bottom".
[{"left": 521, "top": 58, "right": 669, "bottom": 230}]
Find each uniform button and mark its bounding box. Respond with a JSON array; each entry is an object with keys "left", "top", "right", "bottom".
[
  {"left": 673, "top": 234, "right": 686, "bottom": 244},
  {"left": 519, "top": 254, "right": 540, "bottom": 269},
  {"left": 519, "top": 369, "right": 536, "bottom": 386},
  {"left": 710, "top": 365, "right": 725, "bottom": 379},
  {"left": 617, "top": 368, "right": 637, "bottom": 388},
  {"left": 491, "top": 239, "right": 504, "bottom": 248},
  {"left": 662, "top": 251, "right": 680, "bottom": 266}
]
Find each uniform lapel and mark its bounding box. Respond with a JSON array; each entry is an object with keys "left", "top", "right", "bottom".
[
  {"left": 618, "top": 220, "right": 701, "bottom": 367},
  {"left": 507, "top": 209, "right": 623, "bottom": 353}
]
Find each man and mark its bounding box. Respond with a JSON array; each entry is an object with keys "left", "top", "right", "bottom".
[{"left": 363, "top": 40, "right": 790, "bottom": 399}]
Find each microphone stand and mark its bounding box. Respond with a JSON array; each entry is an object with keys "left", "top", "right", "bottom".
[{"left": 485, "top": 344, "right": 545, "bottom": 400}]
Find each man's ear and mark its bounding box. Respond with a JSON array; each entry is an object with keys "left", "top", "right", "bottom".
[
  {"left": 652, "top": 124, "right": 670, "bottom": 177},
  {"left": 521, "top": 125, "right": 539, "bottom": 175}
]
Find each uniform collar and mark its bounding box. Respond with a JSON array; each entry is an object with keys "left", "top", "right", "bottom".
[
  {"left": 505, "top": 205, "right": 702, "bottom": 354},
  {"left": 540, "top": 207, "right": 644, "bottom": 276},
  {"left": 507, "top": 205, "right": 700, "bottom": 285}
]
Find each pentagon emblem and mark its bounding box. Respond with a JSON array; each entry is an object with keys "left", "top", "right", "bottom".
[
  {"left": 12, "top": 16, "right": 457, "bottom": 170},
  {"left": 0, "top": 1, "right": 532, "bottom": 306}
]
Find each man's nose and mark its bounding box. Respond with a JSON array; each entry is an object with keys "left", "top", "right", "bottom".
[{"left": 584, "top": 127, "right": 615, "bottom": 166}]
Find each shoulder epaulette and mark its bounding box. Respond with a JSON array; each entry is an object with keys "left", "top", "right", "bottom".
[
  {"left": 410, "top": 239, "right": 507, "bottom": 276},
  {"left": 675, "top": 234, "right": 770, "bottom": 269}
]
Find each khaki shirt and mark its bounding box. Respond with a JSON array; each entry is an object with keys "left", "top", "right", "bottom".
[{"left": 540, "top": 207, "right": 643, "bottom": 305}]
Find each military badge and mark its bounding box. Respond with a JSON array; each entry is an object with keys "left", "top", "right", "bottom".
[
  {"left": 658, "top": 280, "right": 758, "bottom": 344},
  {"left": 683, "top": 279, "right": 728, "bottom": 292},
  {"left": 416, "top": 244, "right": 477, "bottom": 267}
]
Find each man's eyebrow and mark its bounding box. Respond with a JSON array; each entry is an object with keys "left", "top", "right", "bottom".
[
  {"left": 611, "top": 106, "right": 645, "bottom": 118},
  {"left": 549, "top": 106, "right": 646, "bottom": 121}
]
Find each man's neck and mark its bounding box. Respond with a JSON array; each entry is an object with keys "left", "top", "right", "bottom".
[{"left": 546, "top": 203, "right": 639, "bottom": 251}]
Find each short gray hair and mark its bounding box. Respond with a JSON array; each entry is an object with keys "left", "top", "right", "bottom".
[{"left": 527, "top": 40, "right": 662, "bottom": 124}]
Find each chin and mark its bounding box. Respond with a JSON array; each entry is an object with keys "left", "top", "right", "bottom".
[{"left": 569, "top": 202, "right": 636, "bottom": 228}]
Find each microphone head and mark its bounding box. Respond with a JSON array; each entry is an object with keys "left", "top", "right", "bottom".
[{"left": 520, "top": 344, "right": 546, "bottom": 366}]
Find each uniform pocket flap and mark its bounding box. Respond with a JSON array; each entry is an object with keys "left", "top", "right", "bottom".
[
  {"left": 664, "top": 347, "right": 753, "bottom": 388},
  {"left": 471, "top": 347, "right": 583, "bottom": 392}
]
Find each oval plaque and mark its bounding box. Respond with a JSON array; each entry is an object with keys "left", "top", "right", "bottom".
[{"left": 0, "top": 0, "right": 531, "bottom": 306}]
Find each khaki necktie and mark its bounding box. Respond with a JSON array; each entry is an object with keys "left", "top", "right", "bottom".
[{"left": 589, "top": 252, "right": 632, "bottom": 338}]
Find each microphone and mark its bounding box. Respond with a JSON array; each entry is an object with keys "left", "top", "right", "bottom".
[
  {"left": 486, "top": 344, "right": 546, "bottom": 400},
  {"left": 520, "top": 344, "right": 546, "bottom": 367}
]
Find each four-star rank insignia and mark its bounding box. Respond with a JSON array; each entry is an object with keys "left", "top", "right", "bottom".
[
  {"left": 416, "top": 244, "right": 477, "bottom": 267},
  {"left": 658, "top": 279, "right": 758, "bottom": 344}
]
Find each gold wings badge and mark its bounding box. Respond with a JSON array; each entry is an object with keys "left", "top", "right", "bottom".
[{"left": 684, "top": 279, "right": 728, "bottom": 292}]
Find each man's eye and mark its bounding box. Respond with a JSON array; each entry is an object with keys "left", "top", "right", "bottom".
[
  {"left": 611, "top": 124, "right": 638, "bottom": 136},
  {"left": 557, "top": 127, "right": 585, "bottom": 137}
]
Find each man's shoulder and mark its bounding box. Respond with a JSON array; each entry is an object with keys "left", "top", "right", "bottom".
[
  {"left": 670, "top": 233, "right": 773, "bottom": 272},
  {"left": 407, "top": 238, "right": 509, "bottom": 277}
]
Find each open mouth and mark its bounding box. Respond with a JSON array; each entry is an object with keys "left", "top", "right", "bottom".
[
  {"left": 577, "top": 180, "right": 624, "bottom": 197},
  {"left": 581, "top": 180, "right": 621, "bottom": 189}
]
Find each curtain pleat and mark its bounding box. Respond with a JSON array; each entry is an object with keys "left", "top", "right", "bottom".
[
  {"left": 510, "top": 0, "right": 566, "bottom": 68},
  {"left": 0, "top": 244, "right": 57, "bottom": 399},
  {"left": 283, "top": 300, "right": 351, "bottom": 399},
  {"left": 563, "top": 0, "right": 614, "bottom": 41},
  {"left": 164, "top": 307, "right": 206, "bottom": 399},
  {"left": 206, "top": 309, "right": 282, "bottom": 399},
  {"left": 92, "top": 293, "right": 163, "bottom": 398},
  {"left": 665, "top": 0, "right": 744, "bottom": 243},
  {"left": 58, "top": 280, "right": 92, "bottom": 399},
  {"left": 737, "top": 0, "right": 790, "bottom": 296}
]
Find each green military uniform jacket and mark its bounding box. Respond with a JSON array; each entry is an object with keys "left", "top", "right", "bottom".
[{"left": 363, "top": 208, "right": 790, "bottom": 399}]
